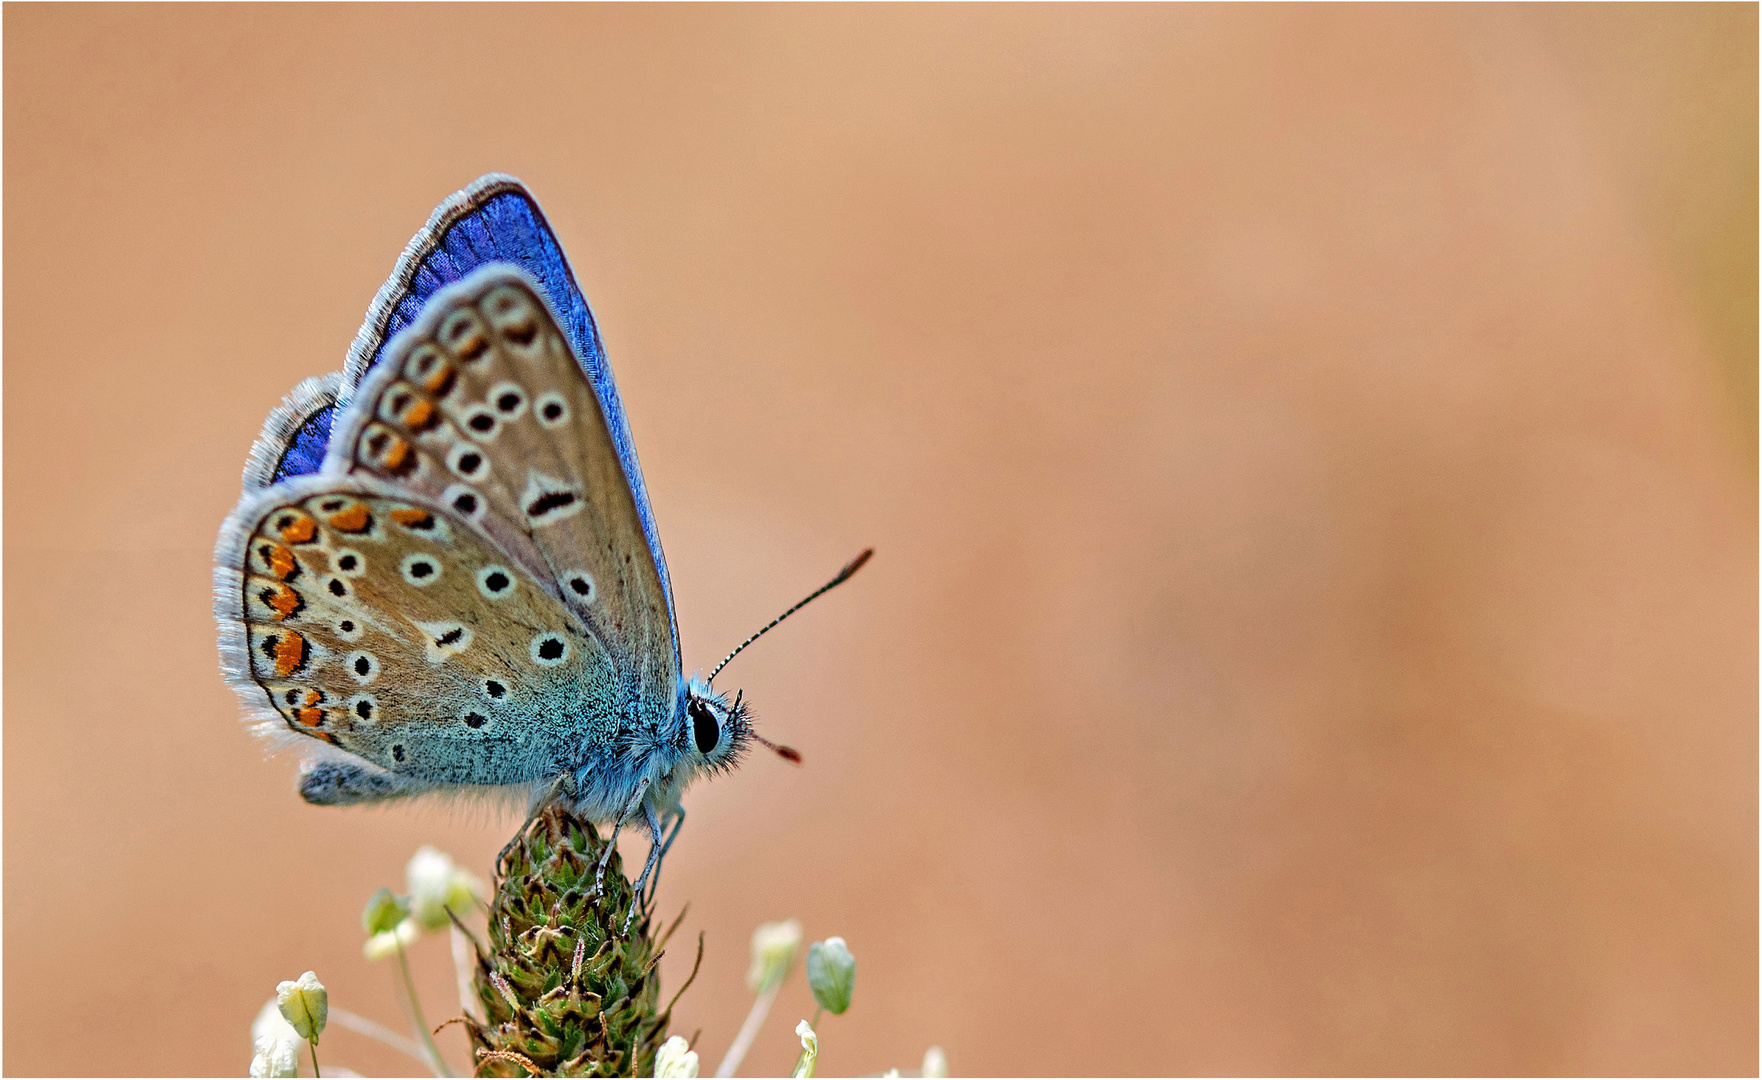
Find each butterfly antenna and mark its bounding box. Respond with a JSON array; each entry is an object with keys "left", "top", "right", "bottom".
[{"left": 707, "top": 548, "right": 873, "bottom": 685}]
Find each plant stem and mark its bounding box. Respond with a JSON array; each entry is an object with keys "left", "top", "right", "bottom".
[
  {"left": 308, "top": 1040, "right": 321, "bottom": 1078},
  {"left": 396, "top": 938, "right": 454, "bottom": 1077},
  {"left": 714, "top": 980, "right": 782, "bottom": 1078},
  {"left": 329, "top": 1007, "right": 433, "bottom": 1068}
]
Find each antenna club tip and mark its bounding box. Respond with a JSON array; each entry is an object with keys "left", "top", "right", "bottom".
[
  {"left": 845, "top": 548, "right": 875, "bottom": 575},
  {"left": 776, "top": 745, "right": 803, "bottom": 765}
]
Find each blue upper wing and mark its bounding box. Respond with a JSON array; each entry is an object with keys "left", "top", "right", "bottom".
[{"left": 268, "top": 174, "right": 676, "bottom": 644}]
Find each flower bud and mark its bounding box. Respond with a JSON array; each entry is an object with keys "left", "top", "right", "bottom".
[
  {"left": 363, "top": 917, "right": 420, "bottom": 961},
  {"left": 653, "top": 1034, "right": 700, "bottom": 1078},
  {"left": 791, "top": 1019, "right": 818, "bottom": 1079},
  {"left": 406, "top": 845, "right": 483, "bottom": 931},
  {"left": 275, "top": 971, "right": 327, "bottom": 1041},
  {"left": 746, "top": 919, "right": 803, "bottom": 993},
  {"left": 922, "top": 1046, "right": 948, "bottom": 1078},
  {"left": 806, "top": 937, "right": 855, "bottom": 1015},
  {"left": 362, "top": 887, "right": 411, "bottom": 936}
]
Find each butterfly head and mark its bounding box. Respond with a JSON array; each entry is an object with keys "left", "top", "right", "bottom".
[
  {"left": 680, "top": 675, "right": 800, "bottom": 777},
  {"left": 681, "top": 677, "right": 750, "bottom": 774}
]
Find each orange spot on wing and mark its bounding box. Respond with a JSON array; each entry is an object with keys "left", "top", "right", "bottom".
[
  {"left": 390, "top": 508, "right": 434, "bottom": 529},
  {"left": 272, "top": 631, "right": 308, "bottom": 677},
  {"left": 294, "top": 706, "right": 323, "bottom": 726},
  {"left": 260, "top": 543, "right": 299, "bottom": 581},
  {"left": 261, "top": 583, "right": 303, "bottom": 620},
  {"left": 327, "top": 505, "right": 372, "bottom": 533},
  {"left": 420, "top": 362, "right": 455, "bottom": 396},
  {"left": 278, "top": 514, "right": 317, "bottom": 545},
  {"left": 402, "top": 399, "right": 438, "bottom": 431},
  {"left": 381, "top": 437, "right": 414, "bottom": 474}
]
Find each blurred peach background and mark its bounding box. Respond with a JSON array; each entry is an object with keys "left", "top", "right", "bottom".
[{"left": 5, "top": 5, "right": 1755, "bottom": 1076}]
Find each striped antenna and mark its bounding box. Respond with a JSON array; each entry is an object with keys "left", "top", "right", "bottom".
[{"left": 707, "top": 548, "right": 873, "bottom": 685}]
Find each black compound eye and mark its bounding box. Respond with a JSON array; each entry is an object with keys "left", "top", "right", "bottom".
[{"left": 690, "top": 700, "right": 719, "bottom": 755}]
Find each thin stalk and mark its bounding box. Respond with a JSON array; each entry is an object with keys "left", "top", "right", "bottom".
[
  {"left": 307, "top": 1040, "right": 321, "bottom": 1079},
  {"left": 395, "top": 938, "right": 454, "bottom": 1077},
  {"left": 449, "top": 925, "right": 479, "bottom": 1022},
  {"left": 329, "top": 1007, "right": 433, "bottom": 1069},
  {"left": 714, "top": 980, "right": 782, "bottom": 1078}
]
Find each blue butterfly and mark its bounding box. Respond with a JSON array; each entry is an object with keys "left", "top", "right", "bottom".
[{"left": 215, "top": 174, "right": 869, "bottom": 901}]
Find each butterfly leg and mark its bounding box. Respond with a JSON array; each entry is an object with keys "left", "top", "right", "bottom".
[
  {"left": 642, "top": 807, "right": 686, "bottom": 909},
  {"left": 593, "top": 777, "right": 651, "bottom": 898},
  {"left": 623, "top": 803, "right": 668, "bottom": 934}
]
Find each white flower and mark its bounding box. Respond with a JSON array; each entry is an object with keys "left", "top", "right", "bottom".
[
  {"left": 249, "top": 1033, "right": 299, "bottom": 1078},
  {"left": 251, "top": 1001, "right": 303, "bottom": 1078},
  {"left": 791, "top": 1019, "right": 818, "bottom": 1079},
  {"left": 406, "top": 845, "right": 483, "bottom": 931},
  {"left": 363, "top": 917, "right": 421, "bottom": 960},
  {"left": 747, "top": 919, "right": 803, "bottom": 992},
  {"left": 922, "top": 1045, "right": 948, "bottom": 1078},
  {"left": 275, "top": 971, "right": 327, "bottom": 1041},
  {"left": 653, "top": 1034, "right": 700, "bottom": 1078}
]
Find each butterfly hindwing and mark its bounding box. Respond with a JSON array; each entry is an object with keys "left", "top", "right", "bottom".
[
  {"left": 327, "top": 268, "right": 678, "bottom": 704},
  {"left": 242, "top": 372, "right": 344, "bottom": 489},
  {"left": 216, "top": 476, "right": 620, "bottom": 791}
]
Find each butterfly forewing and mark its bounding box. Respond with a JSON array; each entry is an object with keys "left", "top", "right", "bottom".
[
  {"left": 330, "top": 270, "right": 677, "bottom": 699},
  {"left": 225, "top": 480, "right": 618, "bottom": 786}
]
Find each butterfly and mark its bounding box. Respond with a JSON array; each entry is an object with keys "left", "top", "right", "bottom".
[{"left": 214, "top": 174, "right": 870, "bottom": 900}]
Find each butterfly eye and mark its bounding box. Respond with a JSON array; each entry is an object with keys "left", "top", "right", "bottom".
[{"left": 690, "top": 700, "right": 720, "bottom": 755}]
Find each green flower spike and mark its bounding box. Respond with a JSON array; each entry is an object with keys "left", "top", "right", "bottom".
[{"left": 466, "top": 798, "right": 697, "bottom": 1077}]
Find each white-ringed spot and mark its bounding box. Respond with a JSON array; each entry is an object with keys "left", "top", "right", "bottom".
[
  {"left": 562, "top": 571, "right": 597, "bottom": 604},
  {"left": 348, "top": 693, "right": 379, "bottom": 724},
  {"left": 442, "top": 484, "right": 485, "bottom": 523},
  {"left": 487, "top": 382, "right": 528, "bottom": 420},
  {"left": 482, "top": 677, "right": 509, "bottom": 702},
  {"left": 347, "top": 650, "right": 380, "bottom": 685},
  {"left": 415, "top": 619, "right": 473, "bottom": 664},
  {"left": 333, "top": 617, "right": 364, "bottom": 642},
  {"left": 529, "top": 633, "right": 570, "bottom": 667},
  {"left": 533, "top": 392, "right": 569, "bottom": 428},
  {"left": 446, "top": 442, "right": 490, "bottom": 481},
  {"left": 401, "top": 553, "right": 442, "bottom": 586},
  {"left": 520, "top": 471, "right": 584, "bottom": 527},
  {"left": 324, "top": 576, "right": 351, "bottom": 600},
  {"left": 333, "top": 548, "right": 367, "bottom": 578},
  {"left": 461, "top": 404, "right": 501, "bottom": 442},
  {"left": 476, "top": 565, "right": 515, "bottom": 599},
  {"left": 459, "top": 708, "right": 491, "bottom": 730}
]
